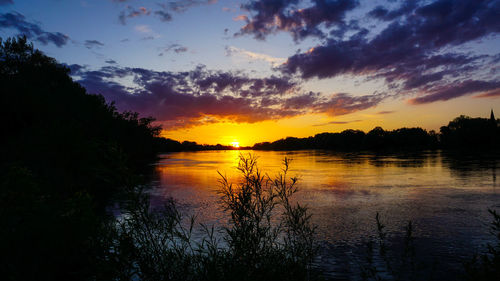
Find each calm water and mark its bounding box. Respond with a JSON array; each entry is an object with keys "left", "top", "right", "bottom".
[{"left": 149, "top": 150, "right": 500, "bottom": 279}]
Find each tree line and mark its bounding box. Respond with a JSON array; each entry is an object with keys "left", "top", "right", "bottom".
[{"left": 252, "top": 116, "right": 499, "bottom": 151}]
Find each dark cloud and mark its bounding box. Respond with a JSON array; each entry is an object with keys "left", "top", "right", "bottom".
[
  {"left": 165, "top": 0, "right": 218, "bottom": 13},
  {"left": 409, "top": 80, "right": 500, "bottom": 104},
  {"left": 279, "top": 0, "right": 500, "bottom": 104},
  {"left": 69, "top": 65, "right": 298, "bottom": 127},
  {"left": 84, "top": 39, "right": 104, "bottom": 49},
  {"left": 314, "top": 92, "right": 388, "bottom": 116},
  {"left": 0, "top": 0, "right": 13, "bottom": 6},
  {"left": 119, "top": 6, "right": 150, "bottom": 25},
  {"left": 154, "top": 10, "right": 173, "bottom": 22},
  {"left": 69, "top": 64, "right": 378, "bottom": 128},
  {"left": 237, "top": 0, "right": 359, "bottom": 41},
  {"left": 376, "top": 111, "right": 395, "bottom": 115},
  {"left": 113, "top": 1, "right": 217, "bottom": 24},
  {"left": 0, "top": 12, "right": 69, "bottom": 47},
  {"left": 368, "top": 1, "right": 420, "bottom": 21},
  {"left": 158, "top": 44, "right": 188, "bottom": 56},
  {"left": 165, "top": 44, "right": 188, "bottom": 53},
  {"left": 105, "top": 59, "right": 117, "bottom": 64}
]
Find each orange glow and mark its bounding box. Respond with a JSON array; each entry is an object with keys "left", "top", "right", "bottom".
[{"left": 160, "top": 97, "right": 497, "bottom": 146}]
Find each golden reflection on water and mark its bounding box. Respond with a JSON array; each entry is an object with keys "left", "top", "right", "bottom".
[{"left": 152, "top": 150, "right": 500, "bottom": 243}]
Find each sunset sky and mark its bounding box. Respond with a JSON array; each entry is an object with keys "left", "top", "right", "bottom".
[{"left": 1, "top": 0, "right": 499, "bottom": 146}]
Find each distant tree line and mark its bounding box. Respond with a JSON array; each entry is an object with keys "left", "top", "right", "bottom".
[
  {"left": 252, "top": 116, "right": 499, "bottom": 151},
  {"left": 155, "top": 138, "right": 241, "bottom": 151}
]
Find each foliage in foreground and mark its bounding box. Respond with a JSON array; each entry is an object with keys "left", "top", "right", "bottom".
[
  {"left": 358, "top": 210, "right": 500, "bottom": 281},
  {"left": 0, "top": 36, "right": 160, "bottom": 281},
  {"left": 465, "top": 209, "right": 500, "bottom": 281},
  {"left": 109, "top": 154, "right": 318, "bottom": 281}
]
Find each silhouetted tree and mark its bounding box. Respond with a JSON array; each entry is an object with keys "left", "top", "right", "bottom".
[{"left": 0, "top": 36, "right": 161, "bottom": 280}]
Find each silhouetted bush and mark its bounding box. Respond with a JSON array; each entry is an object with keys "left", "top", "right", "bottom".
[{"left": 106, "top": 154, "right": 318, "bottom": 281}]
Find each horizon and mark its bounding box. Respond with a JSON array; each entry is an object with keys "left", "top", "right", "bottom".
[
  {"left": 1, "top": 0, "right": 499, "bottom": 146},
  {"left": 167, "top": 110, "right": 498, "bottom": 146}
]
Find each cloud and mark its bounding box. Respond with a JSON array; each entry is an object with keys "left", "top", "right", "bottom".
[
  {"left": 164, "top": 43, "right": 188, "bottom": 53},
  {"left": 313, "top": 119, "right": 362, "bottom": 126},
  {"left": 84, "top": 39, "right": 104, "bottom": 49},
  {"left": 158, "top": 44, "right": 188, "bottom": 56},
  {"left": 474, "top": 89, "right": 500, "bottom": 98},
  {"left": 0, "top": 12, "right": 69, "bottom": 47},
  {"left": 278, "top": 0, "right": 500, "bottom": 105},
  {"left": 165, "top": 0, "right": 218, "bottom": 13},
  {"left": 225, "top": 46, "right": 286, "bottom": 66},
  {"left": 69, "top": 65, "right": 299, "bottom": 127},
  {"left": 376, "top": 111, "right": 395, "bottom": 115},
  {"left": 237, "top": 0, "right": 359, "bottom": 41},
  {"left": 314, "top": 92, "right": 388, "bottom": 116},
  {"left": 409, "top": 80, "right": 500, "bottom": 104},
  {"left": 105, "top": 59, "right": 117, "bottom": 64},
  {"left": 222, "top": 7, "right": 236, "bottom": 12},
  {"left": 69, "top": 64, "right": 379, "bottom": 128},
  {"left": 233, "top": 15, "right": 248, "bottom": 22},
  {"left": 368, "top": 1, "right": 419, "bottom": 21},
  {"left": 114, "top": 0, "right": 217, "bottom": 24},
  {"left": 119, "top": 6, "right": 150, "bottom": 25},
  {"left": 154, "top": 10, "right": 172, "bottom": 22},
  {"left": 134, "top": 24, "right": 152, "bottom": 33}
]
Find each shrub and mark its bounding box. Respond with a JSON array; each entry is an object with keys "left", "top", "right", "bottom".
[{"left": 109, "top": 154, "right": 318, "bottom": 281}]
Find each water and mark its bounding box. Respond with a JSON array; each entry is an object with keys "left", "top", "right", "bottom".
[{"left": 149, "top": 150, "right": 500, "bottom": 279}]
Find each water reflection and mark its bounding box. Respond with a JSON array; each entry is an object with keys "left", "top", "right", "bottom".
[{"left": 150, "top": 150, "right": 500, "bottom": 279}]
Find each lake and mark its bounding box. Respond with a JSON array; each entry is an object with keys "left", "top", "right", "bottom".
[{"left": 148, "top": 150, "right": 500, "bottom": 279}]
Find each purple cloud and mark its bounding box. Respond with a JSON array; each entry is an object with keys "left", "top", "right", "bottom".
[
  {"left": 314, "top": 92, "right": 388, "bottom": 116},
  {"left": 154, "top": 10, "right": 173, "bottom": 22},
  {"left": 166, "top": 0, "right": 218, "bottom": 13},
  {"left": 69, "top": 64, "right": 381, "bottom": 128},
  {"left": 0, "top": 12, "right": 69, "bottom": 47},
  {"left": 410, "top": 80, "right": 500, "bottom": 104},
  {"left": 278, "top": 0, "right": 500, "bottom": 104},
  {"left": 119, "top": 6, "right": 151, "bottom": 25},
  {"left": 114, "top": 1, "right": 217, "bottom": 24},
  {"left": 237, "top": 0, "right": 359, "bottom": 41},
  {"left": 165, "top": 43, "right": 188, "bottom": 53},
  {"left": 84, "top": 40, "right": 104, "bottom": 49},
  {"left": 368, "top": 1, "right": 420, "bottom": 21}
]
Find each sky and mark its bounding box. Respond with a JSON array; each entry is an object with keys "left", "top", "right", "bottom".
[{"left": 1, "top": 0, "right": 499, "bottom": 146}]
